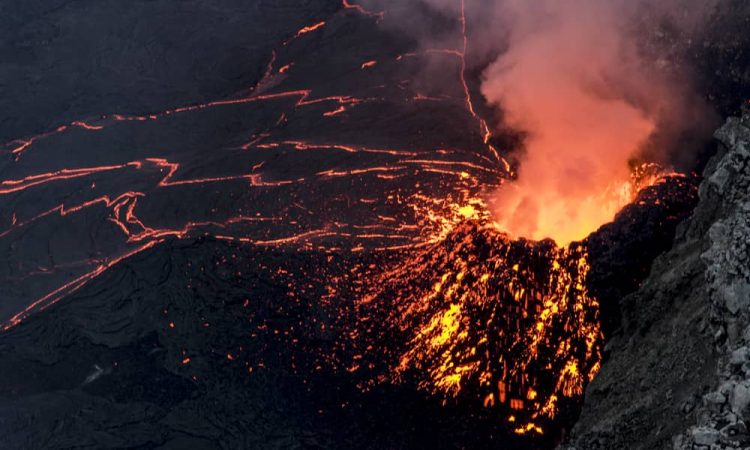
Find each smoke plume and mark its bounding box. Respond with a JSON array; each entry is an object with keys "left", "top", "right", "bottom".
[
  {"left": 480, "top": 0, "right": 718, "bottom": 244},
  {"left": 408, "top": 0, "right": 720, "bottom": 245}
]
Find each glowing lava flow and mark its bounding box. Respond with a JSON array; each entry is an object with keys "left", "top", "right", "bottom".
[
  {"left": 1, "top": 2, "right": 382, "bottom": 162},
  {"left": 2, "top": 91, "right": 366, "bottom": 159},
  {"left": 342, "top": 0, "right": 384, "bottom": 20},
  {"left": 283, "top": 21, "right": 327, "bottom": 46}
]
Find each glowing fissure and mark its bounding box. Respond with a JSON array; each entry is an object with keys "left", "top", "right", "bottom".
[
  {"left": 2, "top": 239, "right": 164, "bottom": 331},
  {"left": 342, "top": 0, "right": 384, "bottom": 20},
  {"left": 458, "top": 0, "right": 508, "bottom": 170}
]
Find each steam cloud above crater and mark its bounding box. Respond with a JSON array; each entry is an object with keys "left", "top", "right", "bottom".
[{"left": 413, "top": 0, "right": 720, "bottom": 245}]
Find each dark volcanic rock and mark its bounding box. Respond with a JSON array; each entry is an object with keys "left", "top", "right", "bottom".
[
  {"left": 0, "top": 238, "right": 533, "bottom": 449},
  {"left": 0, "top": 0, "right": 339, "bottom": 142},
  {"left": 0, "top": 2, "right": 517, "bottom": 447},
  {"left": 564, "top": 110, "right": 750, "bottom": 450},
  {"left": 0, "top": 0, "right": 503, "bottom": 324},
  {"left": 585, "top": 174, "right": 699, "bottom": 338}
]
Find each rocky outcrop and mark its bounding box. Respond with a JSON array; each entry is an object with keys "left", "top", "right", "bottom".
[
  {"left": 565, "top": 108, "right": 750, "bottom": 449},
  {"left": 673, "top": 110, "right": 750, "bottom": 450}
]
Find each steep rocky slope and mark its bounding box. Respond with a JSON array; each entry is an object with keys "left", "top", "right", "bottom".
[{"left": 565, "top": 108, "right": 750, "bottom": 449}]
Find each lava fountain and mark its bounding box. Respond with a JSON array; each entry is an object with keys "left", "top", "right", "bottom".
[{"left": 354, "top": 214, "right": 602, "bottom": 436}]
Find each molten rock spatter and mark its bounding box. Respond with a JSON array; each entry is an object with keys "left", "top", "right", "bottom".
[{"left": 358, "top": 221, "right": 602, "bottom": 435}]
